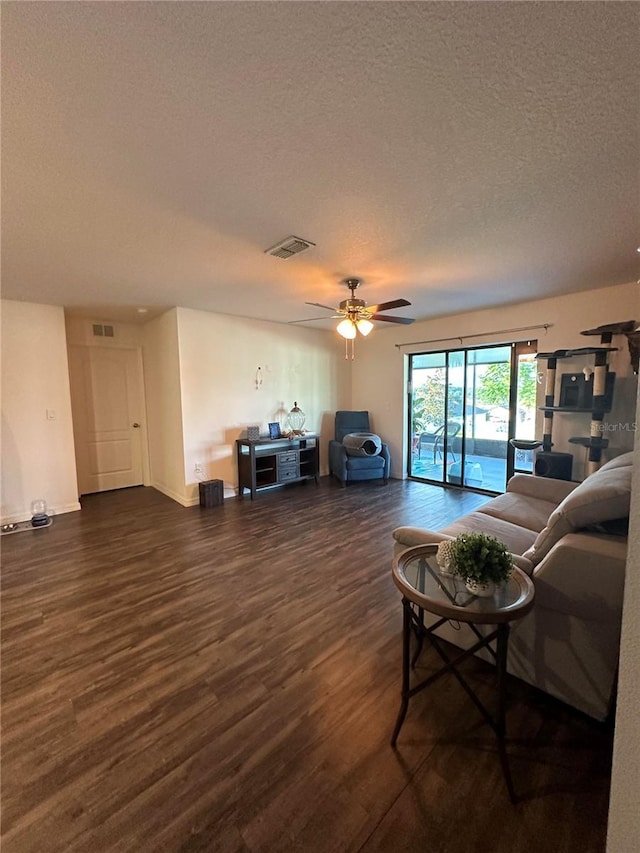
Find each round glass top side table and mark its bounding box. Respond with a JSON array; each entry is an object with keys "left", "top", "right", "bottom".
[{"left": 391, "top": 543, "right": 535, "bottom": 802}]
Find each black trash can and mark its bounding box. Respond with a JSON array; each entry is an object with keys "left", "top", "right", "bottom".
[{"left": 199, "top": 479, "right": 224, "bottom": 508}]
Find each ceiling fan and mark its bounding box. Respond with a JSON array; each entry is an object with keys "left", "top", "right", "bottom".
[{"left": 290, "top": 278, "right": 415, "bottom": 358}]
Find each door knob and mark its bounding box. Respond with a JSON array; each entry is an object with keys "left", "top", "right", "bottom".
[{"left": 132, "top": 422, "right": 140, "bottom": 428}]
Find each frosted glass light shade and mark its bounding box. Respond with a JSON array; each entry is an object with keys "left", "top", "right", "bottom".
[
  {"left": 356, "top": 319, "right": 373, "bottom": 336},
  {"left": 337, "top": 318, "right": 356, "bottom": 339}
]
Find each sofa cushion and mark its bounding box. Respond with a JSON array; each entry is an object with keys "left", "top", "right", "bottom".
[
  {"left": 597, "top": 451, "right": 634, "bottom": 472},
  {"left": 438, "top": 511, "right": 539, "bottom": 556},
  {"left": 523, "top": 465, "right": 632, "bottom": 565},
  {"left": 479, "top": 492, "right": 558, "bottom": 533},
  {"left": 506, "top": 472, "right": 578, "bottom": 505}
]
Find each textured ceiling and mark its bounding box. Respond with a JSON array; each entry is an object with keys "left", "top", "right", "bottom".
[{"left": 2, "top": 1, "right": 639, "bottom": 328}]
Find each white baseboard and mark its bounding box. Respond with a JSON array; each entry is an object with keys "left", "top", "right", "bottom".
[
  {"left": 151, "top": 481, "right": 238, "bottom": 507},
  {"left": 150, "top": 482, "right": 191, "bottom": 507},
  {"left": 1, "top": 500, "right": 81, "bottom": 525}
]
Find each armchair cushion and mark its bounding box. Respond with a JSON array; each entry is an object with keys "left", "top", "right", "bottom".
[{"left": 335, "top": 411, "right": 371, "bottom": 443}]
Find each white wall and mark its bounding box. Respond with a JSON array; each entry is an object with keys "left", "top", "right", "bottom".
[
  {"left": 1, "top": 300, "right": 80, "bottom": 522},
  {"left": 352, "top": 281, "right": 639, "bottom": 480},
  {"left": 142, "top": 309, "right": 188, "bottom": 504},
  {"left": 607, "top": 384, "right": 640, "bottom": 852},
  {"left": 175, "top": 307, "right": 351, "bottom": 504}
]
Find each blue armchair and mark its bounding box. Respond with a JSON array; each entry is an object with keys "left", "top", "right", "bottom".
[{"left": 328, "top": 411, "right": 391, "bottom": 487}]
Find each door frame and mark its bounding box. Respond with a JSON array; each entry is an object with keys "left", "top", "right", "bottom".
[
  {"left": 407, "top": 340, "right": 537, "bottom": 494},
  {"left": 67, "top": 342, "right": 151, "bottom": 495}
]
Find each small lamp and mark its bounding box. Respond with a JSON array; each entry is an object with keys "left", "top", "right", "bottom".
[{"left": 285, "top": 402, "right": 306, "bottom": 435}]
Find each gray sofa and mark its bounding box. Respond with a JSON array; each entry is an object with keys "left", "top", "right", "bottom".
[{"left": 392, "top": 452, "right": 633, "bottom": 721}]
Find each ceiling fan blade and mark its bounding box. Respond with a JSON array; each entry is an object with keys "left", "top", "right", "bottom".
[
  {"left": 288, "top": 315, "right": 341, "bottom": 324},
  {"left": 370, "top": 313, "right": 415, "bottom": 325},
  {"left": 366, "top": 298, "right": 411, "bottom": 313},
  {"left": 304, "top": 301, "right": 339, "bottom": 312}
]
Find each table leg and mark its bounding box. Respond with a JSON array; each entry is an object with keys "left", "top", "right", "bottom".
[
  {"left": 410, "top": 605, "right": 424, "bottom": 668},
  {"left": 410, "top": 560, "right": 427, "bottom": 667},
  {"left": 391, "top": 598, "right": 412, "bottom": 747},
  {"left": 496, "top": 623, "right": 517, "bottom": 803}
]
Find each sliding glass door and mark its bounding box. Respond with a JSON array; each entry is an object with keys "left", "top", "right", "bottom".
[{"left": 408, "top": 341, "right": 537, "bottom": 493}]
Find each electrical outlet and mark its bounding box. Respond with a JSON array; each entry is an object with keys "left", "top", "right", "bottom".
[{"left": 194, "top": 462, "right": 202, "bottom": 474}]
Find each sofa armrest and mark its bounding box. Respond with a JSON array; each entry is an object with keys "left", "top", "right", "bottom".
[
  {"left": 392, "top": 526, "right": 534, "bottom": 574},
  {"left": 393, "top": 526, "right": 453, "bottom": 548},
  {"left": 507, "top": 473, "right": 578, "bottom": 504},
  {"left": 392, "top": 527, "right": 452, "bottom": 558},
  {"left": 532, "top": 532, "right": 627, "bottom": 621}
]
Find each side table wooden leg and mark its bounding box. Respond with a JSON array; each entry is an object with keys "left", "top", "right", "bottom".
[
  {"left": 391, "top": 598, "right": 412, "bottom": 747},
  {"left": 496, "top": 623, "right": 517, "bottom": 803}
]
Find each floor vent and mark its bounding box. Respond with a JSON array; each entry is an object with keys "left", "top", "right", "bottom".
[{"left": 265, "top": 236, "right": 315, "bottom": 259}]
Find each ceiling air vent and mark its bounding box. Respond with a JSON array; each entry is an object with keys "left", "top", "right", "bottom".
[{"left": 265, "top": 235, "right": 315, "bottom": 259}]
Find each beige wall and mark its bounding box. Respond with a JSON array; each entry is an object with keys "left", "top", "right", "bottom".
[
  {"left": 65, "top": 315, "right": 146, "bottom": 350},
  {"left": 142, "top": 310, "right": 187, "bottom": 504},
  {"left": 175, "top": 307, "right": 351, "bottom": 504},
  {"left": 352, "top": 281, "right": 638, "bottom": 480},
  {"left": 1, "top": 300, "right": 80, "bottom": 522},
  {"left": 607, "top": 384, "right": 640, "bottom": 852},
  {"left": 2, "top": 286, "right": 634, "bottom": 513},
  {"left": 2, "top": 302, "right": 351, "bottom": 514}
]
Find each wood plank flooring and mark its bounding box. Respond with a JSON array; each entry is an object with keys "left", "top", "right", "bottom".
[{"left": 1, "top": 478, "right": 613, "bottom": 852}]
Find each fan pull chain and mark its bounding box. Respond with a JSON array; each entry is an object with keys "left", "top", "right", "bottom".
[{"left": 344, "top": 337, "right": 356, "bottom": 360}]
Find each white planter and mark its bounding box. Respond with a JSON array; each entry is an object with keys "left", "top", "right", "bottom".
[{"left": 465, "top": 578, "right": 495, "bottom": 597}]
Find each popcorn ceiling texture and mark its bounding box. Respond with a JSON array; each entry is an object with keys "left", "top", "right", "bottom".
[{"left": 2, "top": 2, "right": 638, "bottom": 324}]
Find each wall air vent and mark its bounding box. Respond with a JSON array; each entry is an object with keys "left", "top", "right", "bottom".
[
  {"left": 92, "top": 323, "right": 114, "bottom": 337},
  {"left": 265, "top": 235, "right": 316, "bottom": 259}
]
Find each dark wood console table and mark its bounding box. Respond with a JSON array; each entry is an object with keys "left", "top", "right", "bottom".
[{"left": 236, "top": 435, "right": 319, "bottom": 500}]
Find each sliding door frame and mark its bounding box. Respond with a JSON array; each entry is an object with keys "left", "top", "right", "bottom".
[{"left": 407, "top": 340, "right": 537, "bottom": 494}]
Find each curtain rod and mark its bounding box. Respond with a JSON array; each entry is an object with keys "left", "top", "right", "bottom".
[{"left": 394, "top": 323, "right": 553, "bottom": 350}]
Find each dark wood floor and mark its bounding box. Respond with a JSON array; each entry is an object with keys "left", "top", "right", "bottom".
[{"left": 1, "top": 478, "right": 613, "bottom": 852}]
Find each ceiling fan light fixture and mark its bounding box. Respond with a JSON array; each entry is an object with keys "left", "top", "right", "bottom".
[
  {"left": 337, "top": 318, "right": 356, "bottom": 339},
  {"left": 356, "top": 318, "right": 373, "bottom": 336}
]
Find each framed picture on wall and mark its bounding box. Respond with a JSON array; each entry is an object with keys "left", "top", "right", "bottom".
[{"left": 268, "top": 422, "right": 281, "bottom": 439}]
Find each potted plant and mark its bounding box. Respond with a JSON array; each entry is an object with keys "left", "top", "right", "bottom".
[{"left": 447, "top": 532, "right": 513, "bottom": 597}]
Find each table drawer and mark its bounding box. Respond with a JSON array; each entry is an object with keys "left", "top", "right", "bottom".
[
  {"left": 278, "top": 451, "right": 298, "bottom": 464},
  {"left": 278, "top": 464, "right": 299, "bottom": 481}
]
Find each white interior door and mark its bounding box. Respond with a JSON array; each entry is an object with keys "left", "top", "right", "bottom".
[{"left": 69, "top": 346, "right": 145, "bottom": 494}]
